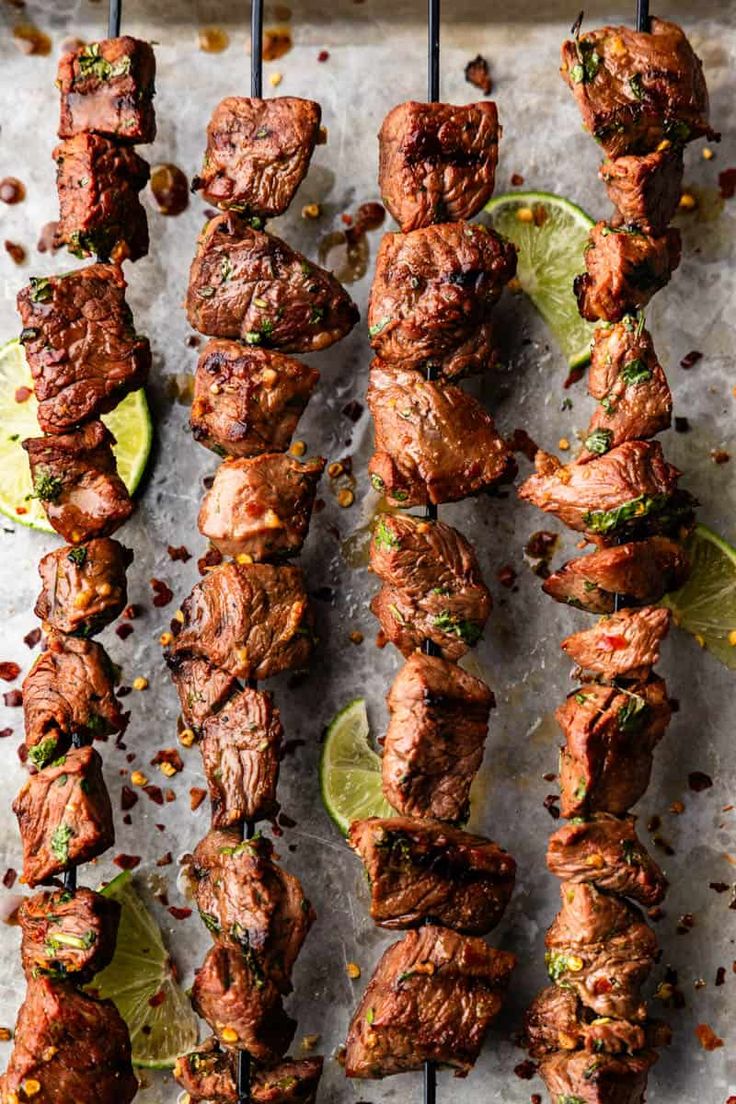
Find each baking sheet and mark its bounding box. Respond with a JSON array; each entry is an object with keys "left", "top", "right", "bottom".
[{"left": 0, "top": 1, "right": 734, "bottom": 1100}]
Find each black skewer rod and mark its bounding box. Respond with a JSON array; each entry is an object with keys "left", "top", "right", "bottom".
[
  {"left": 636, "top": 0, "right": 650, "bottom": 32},
  {"left": 62, "top": 733, "right": 83, "bottom": 893},
  {"left": 108, "top": 0, "right": 122, "bottom": 38},
  {"left": 251, "top": 0, "right": 264, "bottom": 98}
]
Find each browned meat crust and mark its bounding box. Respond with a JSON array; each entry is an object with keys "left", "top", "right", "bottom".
[
  {"left": 57, "top": 36, "right": 156, "bottom": 143},
  {"left": 35, "top": 537, "right": 132, "bottom": 636},
  {"left": 600, "top": 146, "right": 684, "bottom": 235},
  {"left": 175, "top": 1037, "right": 323, "bottom": 1103},
  {"left": 166, "top": 654, "right": 238, "bottom": 735},
  {"left": 574, "top": 222, "right": 681, "bottom": 323},
  {"left": 560, "top": 605, "right": 671, "bottom": 679},
  {"left": 542, "top": 537, "right": 689, "bottom": 613},
  {"left": 20, "top": 887, "right": 120, "bottom": 982},
  {"left": 547, "top": 813, "right": 667, "bottom": 906}
]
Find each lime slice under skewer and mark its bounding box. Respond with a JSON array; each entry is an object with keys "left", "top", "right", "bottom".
[
  {"left": 484, "top": 190, "right": 596, "bottom": 369},
  {"left": 0, "top": 338, "right": 152, "bottom": 533},
  {"left": 320, "top": 698, "right": 395, "bottom": 836},
  {"left": 91, "top": 871, "right": 198, "bottom": 1070},
  {"left": 663, "top": 523, "right": 736, "bottom": 670}
]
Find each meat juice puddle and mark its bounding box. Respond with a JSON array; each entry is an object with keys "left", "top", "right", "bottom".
[
  {"left": 150, "top": 164, "right": 189, "bottom": 217},
  {"left": 318, "top": 231, "right": 369, "bottom": 285}
]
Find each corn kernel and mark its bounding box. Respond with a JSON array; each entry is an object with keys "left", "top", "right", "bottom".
[
  {"left": 73, "top": 589, "right": 93, "bottom": 608},
  {"left": 301, "top": 1033, "right": 320, "bottom": 1051},
  {"left": 346, "top": 962, "right": 361, "bottom": 979},
  {"left": 566, "top": 955, "right": 584, "bottom": 972},
  {"left": 702, "top": 147, "right": 714, "bottom": 160},
  {"left": 585, "top": 853, "right": 605, "bottom": 868},
  {"left": 679, "top": 192, "right": 697, "bottom": 210},
  {"left": 327, "top": 461, "right": 344, "bottom": 478},
  {"left": 261, "top": 367, "right": 278, "bottom": 388},
  {"left": 349, "top": 630, "right": 364, "bottom": 645},
  {"left": 21, "top": 1080, "right": 41, "bottom": 1097},
  {"left": 132, "top": 676, "right": 149, "bottom": 691},
  {"left": 158, "top": 761, "right": 177, "bottom": 778},
  {"left": 96, "top": 582, "right": 112, "bottom": 597},
  {"left": 6, "top": 1093, "right": 19, "bottom": 1104},
  {"left": 337, "top": 488, "right": 354, "bottom": 508},
  {"left": 558, "top": 437, "right": 570, "bottom": 451},
  {"left": 71, "top": 531, "right": 82, "bottom": 543},
  {"left": 695, "top": 632, "right": 705, "bottom": 648},
  {"left": 159, "top": 631, "right": 174, "bottom": 647},
  {"left": 728, "top": 630, "right": 736, "bottom": 646},
  {"left": 263, "top": 509, "right": 284, "bottom": 529},
  {"left": 179, "top": 728, "right": 196, "bottom": 748},
  {"left": 174, "top": 609, "right": 185, "bottom": 623},
  {"left": 209, "top": 382, "right": 221, "bottom": 395},
  {"left": 221, "top": 1027, "right": 239, "bottom": 1044},
  {"left": 236, "top": 552, "right": 253, "bottom": 564},
  {"left": 558, "top": 1031, "right": 578, "bottom": 1049},
  {"left": 301, "top": 203, "right": 320, "bottom": 220},
  {"left": 131, "top": 770, "right": 148, "bottom": 787},
  {"left": 0, "top": 1027, "right": 11, "bottom": 1042},
  {"left": 269, "top": 71, "right": 282, "bottom": 87},
  {"left": 516, "top": 206, "right": 534, "bottom": 223},
  {"left": 290, "top": 440, "right": 306, "bottom": 457},
  {"left": 656, "top": 138, "right": 672, "bottom": 151}
]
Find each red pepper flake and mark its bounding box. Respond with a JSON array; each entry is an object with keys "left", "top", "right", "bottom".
[
  {"left": 2, "top": 868, "right": 17, "bottom": 889},
  {"left": 511, "top": 173, "right": 525, "bottom": 187},
  {"left": 114, "top": 854, "right": 141, "bottom": 870},
  {"left": 14, "top": 385, "right": 31, "bottom": 403},
  {"left": 508, "top": 427, "right": 539, "bottom": 462},
  {"left": 592, "top": 977, "right": 613, "bottom": 994},
  {"left": 317, "top": 49, "right": 329, "bottom": 62},
  {"left": 189, "top": 787, "right": 207, "bottom": 811},
  {"left": 3, "top": 690, "right": 22, "bottom": 708},
  {"left": 718, "top": 167, "right": 736, "bottom": 199},
  {"left": 116, "top": 623, "right": 134, "bottom": 641},
  {"left": 36, "top": 220, "right": 59, "bottom": 254},
  {"left": 695, "top": 1023, "right": 723, "bottom": 1051},
  {"left": 122, "top": 603, "right": 141, "bottom": 620},
  {"left": 0, "top": 178, "right": 25, "bottom": 205},
  {"left": 5, "top": 241, "right": 26, "bottom": 265},
  {"left": 525, "top": 530, "right": 558, "bottom": 561},
  {"left": 150, "top": 578, "right": 174, "bottom": 607},
  {"left": 0, "top": 663, "right": 20, "bottom": 682},
  {"left": 167, "top": 544, "right": 191, "bottom": 562},
  {"left": 148, "top": 989, "right": 166, "bottom": 1008},
  {"left": 709, "top": 882, "right": 729, "bottom": 894},
  {"left": 513, "top": 1060, "right": 537, "bottom": 1080},
  {"left": 564, "top": 363, "right": 586, "bottom": 388},
  {"left": 689, "top": 771, "right": 713, "bottom": 792},
  {"left": 156, "top": 852, "right": 173, "bottom": 867},
  {"left": 120, "top": 785, "right": 138, "bottom": 811},
  {"left": 596, "top": 633, "right": 628, "bottom": 652},
  {"left": 715, "top": 967, "right": 726, "bottom": 986},
  {"left": 164, "top": 788, "right": 176, "bottom": 803},
  {"left": 122, "top": 814, "right": 132, "bottom": 826},
  {"left": 23, "top": 627, "right": 41, "bottom": 649},
  {"left": 543, "top": 794, "right": 560, "bottom": 819},
  {"left": 197, "top": 547, "right": 223, "bottom": 576},
  {"left": 143, "top": 784, "right": 164, "bottom": 805},
  {"left": 342, "top": 399, "right": 364, "bottom": 423},
  {"left": 680, "top": 350, "right": 703, "bottom": 370},
  {"left": 531, "top": 1096, "right": 542, "bottom": 1104},
  {"left": 341, "top": 213, "right": 353, "bottom": 226},
  {"left": 150, "top": 747, "right": 184, "bottom": 774},
  {"left": 676, "top": 912, "right": 696, "bottom": 935},
  {"left": 497, "top": 565, "right": 517, "bottom": 589},
  {"left": 0, "top": 728, "right": 12, "bottom": 739},
  {"left": 464, "top": 54, "right": 492, "bottom": 95},
  {"left": 168, "top": 906, "right": 192, "bottom": 920},
  {"left": 674, "top": 415, "right": 690, "bottom": 433},
  {"left": 711, "top": 449, "right": 731, "bottom": 465}
]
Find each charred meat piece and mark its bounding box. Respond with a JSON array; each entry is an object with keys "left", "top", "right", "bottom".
[
  {"left": 558, "top": 677, "right": 671, "bottom": 818},
  {"left": 526, "top": 986, "right": 667, "bottom": 1060},
  {"left": 600, "top": 146, "right": 684, "bottom": 235},
  {"left": 368, "top": 222, "right": 516, "bottom": 378},
  {"left": 58, "top": 35, "right": 156, "bottom": 143},
  {"left": 186, "top": 213, "right": 358, "bottom": 350},
  {"left": 560, "top": 17, "right": 712, "bottom": 157},
  {"left": 166, "top": 654, "right": 238, "bottom": 735},
  {"left": 580, "top": 320, "right": 672, "bottom": 458},
  {"left": 367, "top": 361, "right": 515, "bottom": 507},
  {"left": 542, "top": 537, "right": 689, "bottom": 614},
  {"left": 35, "top": 537, "right": 132, "bottom": 636},
  {"left": 175, "top": 1038, "right": 323, "bottom": 1104},
  {"left": 171, "top": 561, "right": 313, "bottom": 681},
  {"left": 348, "top": 817, "right": 515, "bottom": 934},
  {"left": 369, "top": 513, "right": 491, "bottom": 658},
  {"left": 547, "top": 813, "right": 667, "bottom": 907},
  {"left": 13, "top": 745, "right": 114, "bottom": 888},
  {"left": 561, "top": 605, "right": 671, "bottom": 679},
  {"left": 194, "top": 96, "right": 321, "bottom": 217},
  {"left": 190, "top": 828, "right": 314, "bottom": 993},
  {"left": 199, "top": 453, "right": 325, "bottom": 560},
  {"left": 53, "top": 134, "right": 150, "bottom": 261},
  {"left": 200, "top": 687, "right": 283, "bottom": 826},
  {"left": 23, "top": 421, "right": 134, "bottom": 543},
  {"left": 191, "top": 340, "right": 319, "bottom": 458},
  {"left": 574, "top": 222, "right": 681, "bottom": 323},
  {"left": 518, "top": 441, "right": 692, "bottom": 544},
  {"left": 378, "top": 100, "right": 500, "bottom": 232},
  {"left": 344, "top": 924, "right": 515, "bottom": 1078},
  {"left": 545, "top": 883, "right": 657, "bottom": 1021},
  {"left": 538, "top": 1047, "right": 658, "bottom": 1104},
  {"left": 383, "top": 652, "right": 494, "bottom": 823},
  {"left": 18, "top": 264, "right": 150, "bottom": 434},
  {"left": 23, "top": 630, "right": 123, "bottom": 768},
  {"left": 192, "top": 942, "right": 295, "bottom": 1062},
  {"left": 20, "top": 887, "right": 120, "bottom": 981},
  {"left": 0, "top": 977, "right": 137, "bottom": 1103}
]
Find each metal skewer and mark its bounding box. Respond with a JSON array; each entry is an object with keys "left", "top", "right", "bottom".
[
  {"left": 108, "top": 0, "right": 122, "bottom": 38},
  {"left": 636, "top": 0, "right": 650, "bottom": 33}
]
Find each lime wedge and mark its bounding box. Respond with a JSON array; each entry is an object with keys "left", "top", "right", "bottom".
[
  {"left": 484, "top": 190, "right": 596, "bottom": 369},
  {"left": 320, "top": 698, "right": 395, "bottom": 836},
  {"left": 91, "top": 870, "right": 198, "bottom": 1070},
  {"left": 0, "top": 338, "right": 152, "bottom": 533},
  {"left": 663, "top": 523, "right": 736, "bottom": 670}
]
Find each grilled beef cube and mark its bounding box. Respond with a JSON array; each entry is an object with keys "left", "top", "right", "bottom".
[
  {"left": 367, "top": 361, "right": 515, "bottom": 507},
  {"left": 186, "top": 213, "right": 358, "bottom": 350},
  {"left": 581, "top": 321, "right": 672, "bottom": 459},
  {"left": 19, "top": 887, "right": 120, "bottom": 981},
  {"left": 538, "top": 1047, "right": 657, "bottom": 1104},
  {"left": 192, "top": 942, "right": 296, "bottom": 1061},
  {"left": 561, "top": 606, "right": 670, "bottom": 679},
  {"left": 368, "top": 222, "right": 516, "bottom": 378},
  {"left": 199, "top": 453, "right": 325, "bottom": 560},
  {"left": 574, "top": 222, "right": 681, "bottom": 323},
  {"left": 349, "top": 817, "right": 515, "bottom": 934},
  {"left": 13, "top": 745, "right": 114, "bottom": 888},
  {"left": 191, "top": 340, "right": 319, "bottom": 458},
  {"left": 369, "top": 513, "right": 491, "bottom": 658},
  {"left": 194, "top": 96, "right": 321, "bottom": 217},
  {"left": 200, "top": 687, "right": 282, "bottom": 826},
  {"left": 24, "top": 422, "right": 133, "bottom": 543},
  {"left": 18, "top": 264, "right": 150, "bottom": 434},
  {"left": 543, "top": 537, "right": 689, "bottom": 614},
  {"left": 558, "top": 677, "right": 670, "bottom": 818},
  {"left": 545, "top": 883, "right": 657, "bottom": 1021},
  {"left": 23, "top": 630, "right": 123, "bottom": 768},
  {"left": 547, "top": 813, "right": 667, "bottom": 907},
  {"left": 58, "top": 35, "right": 156, "bottom": 143},
  {"left": 53, "top": 135, "right": 150, "bottom": 261},
  {"left": 526, "top": 986, "right": 665, "bottom": 1060},
  {"left": 560, "top": 17, "right": 712, "bottom": 158},
  {"left": 518, "top": 441, "right": 691, "bottom": 544},
  {"left": 0, "top": 977, "right": 137, "bottom": 1103},
  {"left": 171, "top": 561, "right": 313, "bottom": 681},
  {"left": 378, "top": 100, "right": 499, "bottom": 232},
  {"left": 175, "top": 1038, "right": 323, "bottom": 1104},
  {"left": 166, "top": 653, "right": 238, "bottom": 735},
  {"left": 35, "top": 537, "right": 132, "bottom": 636},
  {"left": 344, "top": 925, "right": 515, "bottom": 1078},
  {"left": 382, "top": 652, "right": 493, "bottom": 823},
  {"left": 190, "top": 829, "right": 314, "bottom": 993},
  {"left": 600, "top": 146, "right": 684, "bottom": 235}
]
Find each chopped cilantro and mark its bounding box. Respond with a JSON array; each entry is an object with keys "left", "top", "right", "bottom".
[
  {"left": 28, "top": 277, "right": 53, "bottom": 304},
  {"left": 620, "top": 358, "right": 652, "bottom": 386},
  {"left": 373, "top": 518, "right": 400, "bottom": 552},
  {"left": 584, "top": 428, "right": 613, "bottom": 455},
  {"left": 34, "top": 472, "right": 63, "bottom": 503},
  {"left": 50, "top": 823, "right": 74, "bottom": 865},
  {"left": 67, "top": 546, "right": 88, "bottom": 567},
  {"left": 368, "top": 316, "right": 392, "bottom": 338}
]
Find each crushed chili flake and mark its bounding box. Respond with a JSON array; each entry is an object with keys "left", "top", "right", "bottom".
[
  {"left": 122, "top": 814, "right": 132, "bottom": 826},
  {"left": 689, "top": 771, "right": 713, "bottom": 792},
  {"left": 120, "top": 785, "right": 138, "bottom": 811},
  {"left": 116, "top": 685, "right": 132, "bottom": 698},
  {"left": 0, "top": 729, "right": 12, "bottom": 739},
  {"left": 317, "top": 49, "right": 329, "bottom": 62},
  {"left": 189, "top": 787, "right": 207, "bottom": 811},
  {"left": 508, "top": 427, "right": 539, "bottom": 462},
  {"left": 150, "top": 578, "right": 174, "bottom": 607},
  {"left": 36, "top": 220, "right": 59, "bottom": 254},
  {"left": 5, "top": 241, "right": 26, "bottom": 265},
  {"left": 23, "top": 627, "right": 41, "bottom": 649},
  {"left": 680, "top": 350, "right": 703, "bottom": 370},
  {"left": 342, "top": 399, "right": 364, "bottom": 423},
  {"left": 695, "top": 1023, "right": 723, "bottom": 1051},
  {"left": 156, "top": 852, "right": 173, "bottom": 867},
  {"left": 116, "top": 623, "right": 134, "bottom": 641},
  {"left": 718, "top": 167, "right": 736, "bottom": 199},
  {"left": 150, "top": 747, "right": 184, "bottom": 774},
  {"left": 114, "top": 854, "right": 141, "bottom": 870},
  {"left": 2, "top": 690, "right": 22, "bottom": 708},
  {"left": 497, "top": 565, "right": 517, "bottom": 589},
  {"left": 543, "top": 794, "right": 560, "bottom": 819},
  {"left": 525, "top": 530, "right": 558, "bottom": 561},
  {"left": 711, "top": 449, "right": 730, "bottom": 465},
  {"left": 198, "top": 547, "right": 223, "bottom": 576},
  {"left": 674, "top": 416, "right": 690, "bottom": 433},
  {"left": 511, "top": 173, "right": 525, "bottom": 187},
  {"left": 143, "top": 784, "right": 164, "bottom": 805},
  {"left": 122, "top": 604, "right": 141, "bottom": 621},
  {"left": 14, "top": 385, "right": 32, "bottom": 403},
  {"left": 676, "top": 913, "right": 696, "bottom": 934},
  {"left": 715, "top": 967, "right": 726, "bottom": 986},
  {"left": 3, "top": 869, "right": 17, "bottom": 889},
  {"left": 464, "top": 53, "right": 492, "bottom": 95},
  {"left": 647, "top": 814, "right": 661, "bottom": 832},
  {"left": 164, "top": 788, "right": 176, "bottom": 803},
  {"left": 148, "top": 989, "right": 166, "bottom": 1008},
  {"left": 513, "top": 1060, "right": 537, "bottom": 1080},
  {"left": 709, "top": 882, "right": 729, "bottom": 894},
  {"left": 531, "top": 1096, "right": 542, "bottom": 1104},
  {"left": 278, "top": 811, "right": 297, "bottom": 829},
  {"left": 653, "top": 835, "right": 675, "bottom": 856},
  {"left": 168, "top": 906, "right": 192, "bottom": 920},
  {"left": 167, "top": 544, "right": 191, "bottom": 562},
  {"left": 0, "top": 663, "right": 20, "bottom": 682},
  {"left": 564, "top": 363, "right": 586, "bottom": 388}
]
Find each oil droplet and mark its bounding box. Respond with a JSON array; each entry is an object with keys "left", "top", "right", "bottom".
[
  {"left": 262, "top": 26, "right": 292, "bottom": 62},
  {"left": 341, "top": 522, "right": 373, "bottom": 569},
  {"left": 0, "top": 178, "right": 25, "bottom": 205},
  {"left": 165, "top": 373, "right": 195, "bottom": 405},
  {"left": 0, "top": 894, "right": 23, "bottom": 926},
  {"left": 150, "top": 163, "right": 189, "bottom": 217},
  {"left": 318, "top": 230, "right": 369, "bottom": 285},
  {"left": 12, "top": 23, "right": 52, "bottom": 56},
  {"left": 198, "top": 25, "right": 230, "bottom": 53},
  {"left": 37, "top": 220, "right": 60, "bottom": 254}
]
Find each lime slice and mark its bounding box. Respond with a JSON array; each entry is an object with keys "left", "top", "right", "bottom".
[
  {"left": 484, "top": 191, "right": 596, "bottom": 369},
  {"left": 663, "top": 523, "right": 736, "bottom": 670},
  {"left": 0, "top": 338, "right": 152, "bottom": 533},
  {"left": 91, "top": 870, "right": 199, "bottom": 1070},
  {"left": 320, "top": 698, "right": 395, "bottom": 836}
]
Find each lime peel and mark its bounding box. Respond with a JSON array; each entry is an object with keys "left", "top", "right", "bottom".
[
  {"left": 663, "top": 523, "right": 736, "bottom": 670},
  {"left": 320, "top": 698, "right": 395, "bottom": 836}
]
